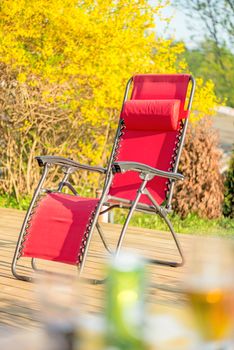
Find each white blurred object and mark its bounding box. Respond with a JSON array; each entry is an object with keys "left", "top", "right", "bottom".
[
  {"left": 35, "top": 272, "right": 83, "bottom": 350},
  {"left": 78, "top": 314, "right": 105, "bottom": 350},
  {"left": 144, "top": 314, "right": 197, "bottom": 350},
  {"left": 216, "top": 106, "right": 234, "bottom": 117},
  {"left": 0, "top": 330, "right": 50, "bottom": 350}
]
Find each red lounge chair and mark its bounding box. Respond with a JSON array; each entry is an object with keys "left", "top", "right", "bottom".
[{"left": 12, "top": 74, "right": 195, "bottom": 281}]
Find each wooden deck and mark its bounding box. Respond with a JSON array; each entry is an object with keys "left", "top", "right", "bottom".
[{"left": 0, "top": 207, "right": 195, "bottom": 330}]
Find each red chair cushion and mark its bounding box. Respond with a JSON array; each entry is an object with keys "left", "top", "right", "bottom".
[
  {"left": 21, "top": 193, "right": 99, "bottom": 265},
  {"left": 121, "top": 100, "right": 180, "bottom": 131},
  {"left": 109, "top": 129, "right": 178, "bottom": 205}
]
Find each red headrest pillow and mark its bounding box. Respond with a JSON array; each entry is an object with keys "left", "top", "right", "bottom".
[{"left": 121, "top": 99, "right": 181, "bottom": 131}]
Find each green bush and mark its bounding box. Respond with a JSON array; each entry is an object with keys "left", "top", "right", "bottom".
[{"left": 223, "top": 149, "right": 234, "bottom": 218}]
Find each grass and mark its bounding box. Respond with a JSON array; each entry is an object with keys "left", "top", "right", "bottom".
[
  {"left": 0, "top": 194, "right": 31, "bottom": 211},
  {"left": 114, "top": 210, "right": 234, "bottom": 237},
  {"left": 0, "top": 194, "right": 233, "bottom": 236}
]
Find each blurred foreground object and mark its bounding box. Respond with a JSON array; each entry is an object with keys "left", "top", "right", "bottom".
[
  {"left": 36, "top": 272, "right": 82, "bottom": 350},
  {"left": 78, "top": 314, "right": 105, "bottom": 350},
  {"left": 144, "top": 314, "right": 196, "bottom": 350},
  {"left": 106, "top": 252, "right": 147, "bottom": 350},
  {"left": 184, "top": 238, "right": 234, "bottom": 348}
]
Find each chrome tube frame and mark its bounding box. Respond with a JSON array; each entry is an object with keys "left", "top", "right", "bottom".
[
  {"left": 166, "top": 76, "right": 196, "bottom": 209},
  {"left": 115, "top": 175, "right": 150, "bottom": 257},
  {"left": 96, "top": 222, "right": 113, "bottom": 254},
  {"left": 104, "top": 77, "right": 133, "bottom": 184},
  {"left": 11, "top": 164, "right": 50, "bottom": 281},
  {"left": 78, "top": 171, "right": 114, "bottom": 275},
  {"left": 102, "top": 178, "right": 184, "bottom": 267},
  {"left": 89, "top": 76, "right": 195, "bottom": 268},
  {"left": 78, "top": 79, "right": 133, "bottom": 275},
  {"left": 143, "top": 188, "right": 184, "bottom": 266}
]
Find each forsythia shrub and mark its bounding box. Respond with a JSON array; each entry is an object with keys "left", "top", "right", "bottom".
[
  {"left": 173, "top": 118, "right": 224, "bottom": 219},
  {"left": 0, "top": 0, "right": 219, "bottom": 211}
]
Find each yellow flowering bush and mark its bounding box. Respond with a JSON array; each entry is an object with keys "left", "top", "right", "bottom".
[{"left": 0, "top": 0, "right": 218, "bottom": 200}]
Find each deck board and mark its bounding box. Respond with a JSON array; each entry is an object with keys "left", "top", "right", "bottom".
[{"left": 0, "top": 207, "right": 195, "bottom": 330}]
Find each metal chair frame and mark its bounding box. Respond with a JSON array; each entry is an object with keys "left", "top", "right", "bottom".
[{"left": 12, "top": 76, "right": 195, "bottom": 282}]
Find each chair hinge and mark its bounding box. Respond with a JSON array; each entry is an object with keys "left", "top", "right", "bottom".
[{"left": 159, "top": 207, "right": 168, "bottom": 218}]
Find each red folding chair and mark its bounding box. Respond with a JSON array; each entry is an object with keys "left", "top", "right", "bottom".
[{"left": 12, "top": 74, "right": 195, "bottom": 281}]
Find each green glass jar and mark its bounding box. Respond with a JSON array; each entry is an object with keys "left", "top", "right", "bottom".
[{"left": 106, "top": 252, "right": 147, "bottom": 350}]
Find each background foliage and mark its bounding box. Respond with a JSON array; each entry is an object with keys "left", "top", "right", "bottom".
[
  {"left": 0, "top": 0, "right": 224, "bottom": 221},
  {"left": 223, "top": 149, "right": 234, "bottom": 218},
  {"left": 175, "top": 0, "right": 234, "bottom": 107},
  {"left": 183, "top": 41, "right": 234, "bottom": 107},
  {"left": 175, "top": 0, "right": 234, "bottom": 48},
  {"left": 173, "top": 118, "right": 224, "bottom": 219}
]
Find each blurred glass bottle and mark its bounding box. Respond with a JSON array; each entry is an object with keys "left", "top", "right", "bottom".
[
  {"left": 105, "top": 252, "right": 147, "bottom": 350},
  {"left": 36, "top": 271, "right": 82, "bottom": 350}
]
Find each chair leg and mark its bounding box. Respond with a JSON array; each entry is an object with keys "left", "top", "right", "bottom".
[
  {"left": 31, "top": 258, "right": 44, "bottom": 272},
  {"left": 140, "top": 188, "right": 185, "bottom": 267},
  {"left": 96, "top": 222, "right": 113, "bottom": 254},
  {"left": 78, "top": 172, "right": 114, "bottom": 275},
  {"left": 113, "top": 205, "right": 184, "bottom": 267},
  {"left": 112, "top": 177, "right": 183, "bottom": 267},
  {"left": 11, "top": 165, "right": 49, "bottom": 281},
  {"left": 148, "top": 214, "right": 185, "bottom": 267},
  {"left": 11, "top": 257, "right": 32, "bottom": 282},
  {"left": 115, "top": 178, "right": 149, "bottom": 256}
]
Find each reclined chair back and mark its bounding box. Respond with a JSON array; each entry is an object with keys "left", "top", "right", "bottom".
[{"left": 109, "top": 74, "right": 192, "bottom": 207}]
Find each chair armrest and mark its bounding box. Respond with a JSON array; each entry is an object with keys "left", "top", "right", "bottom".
[
  {"left": 35, "top": 156, "right": 106, "bottom": 174},
  {"left": 112, "top": 161, "right": 184, "bottom": 181}
]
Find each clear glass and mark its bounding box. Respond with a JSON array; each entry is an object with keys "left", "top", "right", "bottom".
[
  {"left": 35, "top": 271, "right": 83, "bottom": 350},
  {"left": 184, "top": 238, "right": 234, "bottom": 349}
]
